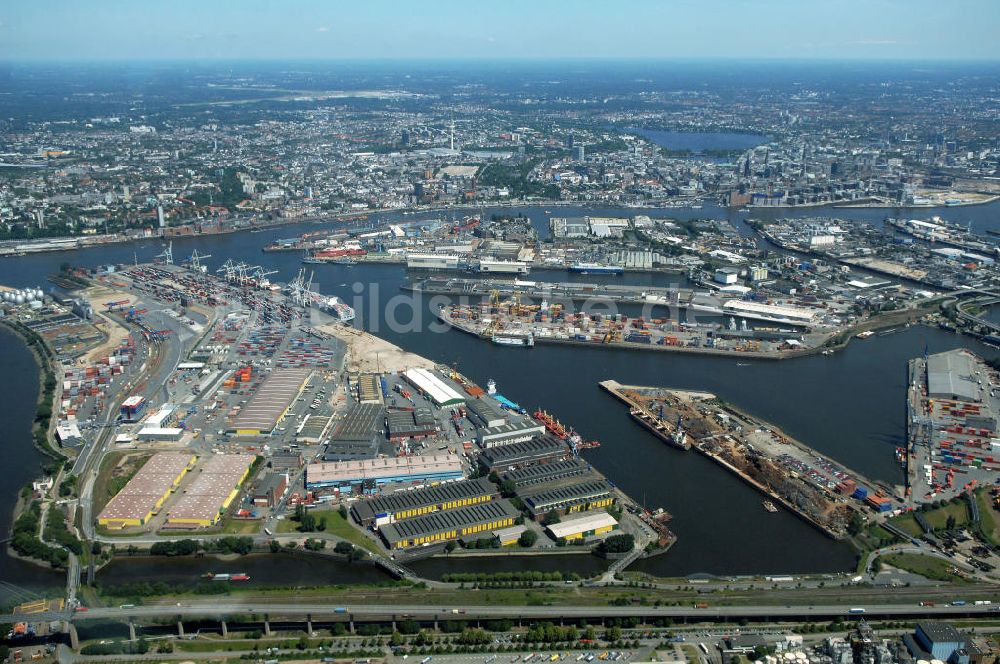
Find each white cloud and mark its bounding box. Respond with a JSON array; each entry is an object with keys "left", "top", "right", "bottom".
[
  {"left": 316, "top": 26, "right": 330, "bottom": 33},
  {"left": 853, "top": 39, "right": 901, "bottom": 46}
]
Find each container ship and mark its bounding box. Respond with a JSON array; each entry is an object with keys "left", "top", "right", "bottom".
[
  {"left": 568, "top": 262, "right": 624, "bottom": 275},
  {"left": 491, "top": 334, "right": 534, "bottom": 347},
  {"left": 311, "top": 294, "right": 356, "bottom": 323}
]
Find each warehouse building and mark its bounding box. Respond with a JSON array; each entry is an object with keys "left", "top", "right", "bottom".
[
  {"left": 402, "top": 368, "right": 465, "bottom": 407},
  {"left": 477, "top": 435, "right": 572, "bottom": 473},
  {"left": 476, "top": 416, "right": 546, "bottom": 449},
  {"left": 927, "top": 350, "right": 981, "bottom": 403},
  {"left": 493, "top": 524, "right": 527, "bottom": 546},
  {"left": 545, "top": 510, "right": 618, "bottom": 542},
  {"left": 136, "top": 426, "right": 184, "bottom": 443},
  {"left": 387, "top": 408, "right": 437, "bottom": 441},
  {"left": 98, "top": 452, "right": 195, "bottom": 528},
  {"left": 232, "top": 367, "right": 312, "bottom": 435},
  {"left": 407, "top": 253, "right": 461, "bottom": 270},
  {"left": 296, "top": 414, "right": 332, "bottom": 444},
  {"left": 306, "top": 455, "right": 464, "bottom": 490},
  {"left": 323, "top": 403, "right": 385, "bottom": 461},
  {"left": 357, "top": 374, "right": 384, "bottom": 405},
  {"left": 270, "top": 450, "right": 303, "bottom": 471},
  {"left": 466, "top": 397, "right": 507, "bottom": 429},
  {"left": 252, "top": 472, "right": 288, "bottom": 508},
  {"left": 500, "top": 457, "right": 592, "bottom": 490},
  {"left": 351, "top": 477, "right": 497, "bottom": 527},
  {"left": 166, "top": 454, "right": 255, "bottom": 527},
  {"left": 378, "top": 499, "right": 520, "bottom": 550},
  {"left": 522, "top": 479, "right": 615, "bottom": 519}
]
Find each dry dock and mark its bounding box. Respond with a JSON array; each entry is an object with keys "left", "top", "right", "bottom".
[{"left": 599, "top": 380, "right": 885, "bottom": 539}]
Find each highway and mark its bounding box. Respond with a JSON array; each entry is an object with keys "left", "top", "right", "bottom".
[{"left": 10, "top": 601, "right": 1000, "bottom": 626}]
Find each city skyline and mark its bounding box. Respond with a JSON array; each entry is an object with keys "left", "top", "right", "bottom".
[{"left": 2, "top": 0, "right": 999, "bottom": 62}]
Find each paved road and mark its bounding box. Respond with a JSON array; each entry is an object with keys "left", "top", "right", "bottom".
[{"left": 12, "top": 601, "right": 1000, "bottom": 625}]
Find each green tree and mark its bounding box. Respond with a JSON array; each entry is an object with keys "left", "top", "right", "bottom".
[
  {"left": 518, "top": 530, "right": 538, "bottom": 547},
  {"left": 541, "top": 510, "right": 561, "bottom": 526}
]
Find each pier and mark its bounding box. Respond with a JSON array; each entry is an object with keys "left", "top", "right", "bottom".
[{"left": 598, "top": 380, "right": 883, "bottom": 539}]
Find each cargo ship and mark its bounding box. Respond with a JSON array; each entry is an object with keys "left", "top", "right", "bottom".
[
  {"left": 534, "top": 408, "right": 568, "bottom": 438},
  {"left": 311, "top": 294, "right": 356, "bottom": 323},
  {"left": 492, "top": 334, "right": 534, "bottom": 347},
  {"left": 203, "top": 573, "right": 250, "bottom": 582},
  {"left": 628, "top": 407, "right": 691, "bottom": 450},
  {"left": 568, "top": 262, "right": 624, "bottom": 275}
]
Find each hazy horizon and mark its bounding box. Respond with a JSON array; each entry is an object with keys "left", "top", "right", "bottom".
[{"left": 2, "top": 0, "right": 999, "bottom": 62}]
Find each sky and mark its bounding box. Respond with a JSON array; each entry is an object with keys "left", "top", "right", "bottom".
[{"left": 1, "top": 0, "right": 998, "bottom": 62}]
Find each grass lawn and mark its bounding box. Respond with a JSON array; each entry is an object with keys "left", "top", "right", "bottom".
[
  {"left": 882, "top": 553, "right": 966, "bottom": 583},
  {"left": 975, "top": 489, "right": 1000, "bottom": 546},
  {"left": 276, "top": 508, "right": 382, "bottom": 554},
  {"left": 221, "top": 518, "right": 262, "bottom": 535},
  {"left": 923, "top": 501, "right": 970, "bottom": 530},
  {"left": 888, "top": 513, "right": 923, "bottom": 538}
]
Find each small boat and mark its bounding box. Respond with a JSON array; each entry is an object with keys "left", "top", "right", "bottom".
[
  {"left": 856, "top": 330, "right": 874, "bottom": 339},
  {"left": 821, "top": 349, "right": 833, "bottom": 356},
  {"left": 736, "top": 362, "right": 751, "bottom": 367},
  {"left": 763, "top": 501, "right": 778, "bottom": 513},
  {"left": 492, "top": 334, "right": 534, "bottom": 347}
]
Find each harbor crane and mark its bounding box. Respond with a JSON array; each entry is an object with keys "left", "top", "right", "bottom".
[
  {"left": 185, "top": 249, "right": 211, "bottom": 272},
  {"left": 105, "top": 299, "right": 130, "bottom": 312},
  {"left": 155, "top": 241, "right": 174, "bottom": 265}
]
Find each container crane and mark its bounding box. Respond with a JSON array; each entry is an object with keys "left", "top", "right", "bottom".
[
  {"left": 155, "top": 241, "right": 174, "bottom": 265},
  {"left": 105, "top": 300, "right": 130, "bottom": 312}
]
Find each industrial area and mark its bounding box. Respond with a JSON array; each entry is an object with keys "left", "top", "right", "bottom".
[{"left": 1, "top": 257, "right": 676, "bottom": 570}]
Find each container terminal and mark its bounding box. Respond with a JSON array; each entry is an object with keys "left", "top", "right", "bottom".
[
  {"left": 598, "top": 380, "right": 888, "bottom": 539},
  {"left": 10, "top": 259, "right": 673, "bottom": 561},
  {"left": 906, "top": 349, "right": 1000, "bottom": 505}
]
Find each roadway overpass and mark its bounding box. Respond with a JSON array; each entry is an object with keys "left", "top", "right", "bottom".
[{"left": 9, "top": 601, "right": 1000, "bottom": 627}]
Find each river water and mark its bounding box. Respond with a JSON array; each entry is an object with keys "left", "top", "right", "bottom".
[{"left": 3, "top": 200, "right": 1000, "bottom": 591}]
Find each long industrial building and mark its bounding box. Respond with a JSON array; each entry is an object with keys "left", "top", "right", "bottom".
[
  {"left": 98, "top": 452, "right": 196, "bottom": 528},
  {"left": 377, "top": 499, "right": 520, "bottom": 550},
  {"left": 521, "top": 479, "right": 615, "bottom": 519},
  {"left": 232, "top": 367, "right": 312, "bottom": 435},
  {"left": 351, "top": 477, "right": 497, "bottom": 527},
  {"left": 477, "top": 435, "right": 572, "bottom": 473},
  {"left": 306, "top": 455, "right": 464, "bottom": 490},
  {"left": 499, "top": 457, "right": 593, "bottom": 490},
  {"left": 165, "top": 454, "right": 255, "bottom": 527},
  {"left": 402, "top": 368, "right": 465, "bottom": 407}
]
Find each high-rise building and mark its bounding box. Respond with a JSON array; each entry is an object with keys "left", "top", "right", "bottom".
[
  {"left": 401, "top": 129, "right": 410, "bottom": 146},
  {"left": 122, "top": 185, "right": 130, "bottom": 202},
  {"left": 157, "top": 205, "right": 165, "bottom": 228},
  {"left": 576, "top": 145, "right": 585, "bottom": 162},
  {"left": 567, "top": 133, "right": 574, "bottom": 149}
]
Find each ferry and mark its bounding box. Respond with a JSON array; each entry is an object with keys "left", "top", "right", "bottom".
[
  {"left": 763, "top": 501, "right": 778, "bottom": 513},
  {"left": 492, "top": 334, "right": 534, "bottom": 347},
  {"left": 568, "top": 262, "right": 624, "bottom": 275}
]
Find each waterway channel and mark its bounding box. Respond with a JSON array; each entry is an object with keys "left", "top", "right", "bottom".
[{"left": 3, "top": 200, "right": 1000, "bottom": 592}]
